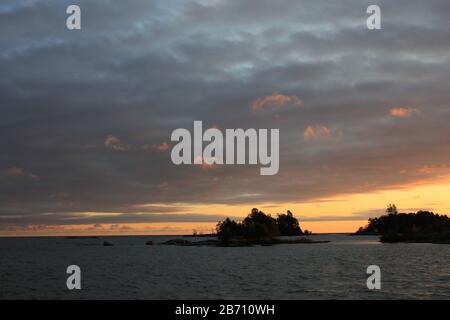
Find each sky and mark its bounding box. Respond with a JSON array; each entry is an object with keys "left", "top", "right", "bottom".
[{"left": 1, "top": 0, "right": 450, "bottom": 236}]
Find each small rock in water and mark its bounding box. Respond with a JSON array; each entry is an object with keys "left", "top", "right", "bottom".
[
  {"left": 103, "top": 241, "right": 113, "bottom": 246},
  {"left": 145, "top": 240, "right": 154, "bottom": 245}
]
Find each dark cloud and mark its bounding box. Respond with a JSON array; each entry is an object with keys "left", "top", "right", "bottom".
[
  {"left": 0, "top": 211, "right": 241, "bottom": 229},
  {"left": 1, "top": 0, "right": 450, "bottom": 227}
]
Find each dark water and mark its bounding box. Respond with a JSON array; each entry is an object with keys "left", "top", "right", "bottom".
[{"left": 0, "top": 235, "right": 449, "bottom": 299}]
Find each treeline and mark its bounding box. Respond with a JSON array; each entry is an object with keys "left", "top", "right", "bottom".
[
  {"left": 356, "top": 204, "right": 450, "bottom": 243},
  {"left": 216, "top": 208, "right": 310, "bottom": 241}
]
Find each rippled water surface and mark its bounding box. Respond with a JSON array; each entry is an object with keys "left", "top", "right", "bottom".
[{"left": 0, "top": 235, "right": 449, "bottom": 299}]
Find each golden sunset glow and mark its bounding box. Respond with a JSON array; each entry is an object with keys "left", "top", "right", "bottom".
[{"left": 3, "top": 174, "right": 450, "bottom": 237}]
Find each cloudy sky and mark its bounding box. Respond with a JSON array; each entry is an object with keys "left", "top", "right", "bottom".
[{"left": 1, "top": 0, "right": 450, "bottom": 235}]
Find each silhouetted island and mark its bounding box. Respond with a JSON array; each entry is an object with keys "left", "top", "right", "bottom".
[
  {"left": 355, "top": 204, "right": 450, "bottom": 244},
  {"left": 163, "top": 208, "right": 327, "bottom": 246},
  {"left": 183, "top": 232, "right": 217, "bottom": 238}
]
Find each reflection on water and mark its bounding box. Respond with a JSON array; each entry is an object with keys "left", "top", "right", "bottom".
[{"left": 0, "top": 234, "right": 449, "bottom": 299}]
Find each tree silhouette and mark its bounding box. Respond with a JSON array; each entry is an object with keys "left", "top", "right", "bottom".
[
  {"left": 216, "top": 217, "right": 242, "bottom": 241},
  {"left": 216, "top": 208, "right": 307, "bottom": 242},
  {"left": 276, "top": 210, "right": 303, "bottom": 236},
  {"left": 386, "top": 204, "right": 398, "bottom": 215},
  {"left": 356, "top": 206, "right": 450, "bottom": 243},
  {"left": 242, "top": 208, "right": 279, "bottom": 240}
]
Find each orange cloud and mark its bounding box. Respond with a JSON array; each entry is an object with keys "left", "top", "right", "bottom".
[
  {"left": 251, "top": 93, "right": 302, "bottom": 111},
  {"left": 389, "top": 107, "right": 419, "bottom": 118},
  {"left": 193, "top": 156, "right": 219, "bottom": 170},
  {"left": 4, "top": 166, "right": 27, "bottom": 177},
  {"left": 88, "top": 223, "right": 103, "bottom": 230},
  {"left": 150, "top": 142, "right": 169, "bottom": 151},
  {"left": 104, "top": 135, "right": 128, "bottom": 151},
  {"left": 303, "top": 125, "right": 332, "bottom": 141},
  {"left": 3, "top": 225, "right": 66, "bottom": 232},
  {"left": 416, "top": 165, "right": 448, "bottom": 175},
  {"left": 3, "top": 166, "right": 38, "bottom": 179},
  {"left": 110, "top": 224, "right": 132, "bottom": 230}
]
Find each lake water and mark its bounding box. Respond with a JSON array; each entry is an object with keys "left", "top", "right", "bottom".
[{"left": 0, "top": 235, "right": 449, "bottom": 299}]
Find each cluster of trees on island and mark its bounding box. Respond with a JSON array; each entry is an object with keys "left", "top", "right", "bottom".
[
  {"left": 186, "top": 204, "right": 450, "bottom": 245},
  {"left": 356, "top": 204, "right": 450, "bottom": 243},
  {"left": 216, "top": 208, "right": 311, "bottom": 242}
]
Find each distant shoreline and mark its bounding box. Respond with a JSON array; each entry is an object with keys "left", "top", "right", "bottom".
[{"left": 161, "top": 238, "right": 330, "bottom": 247}]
